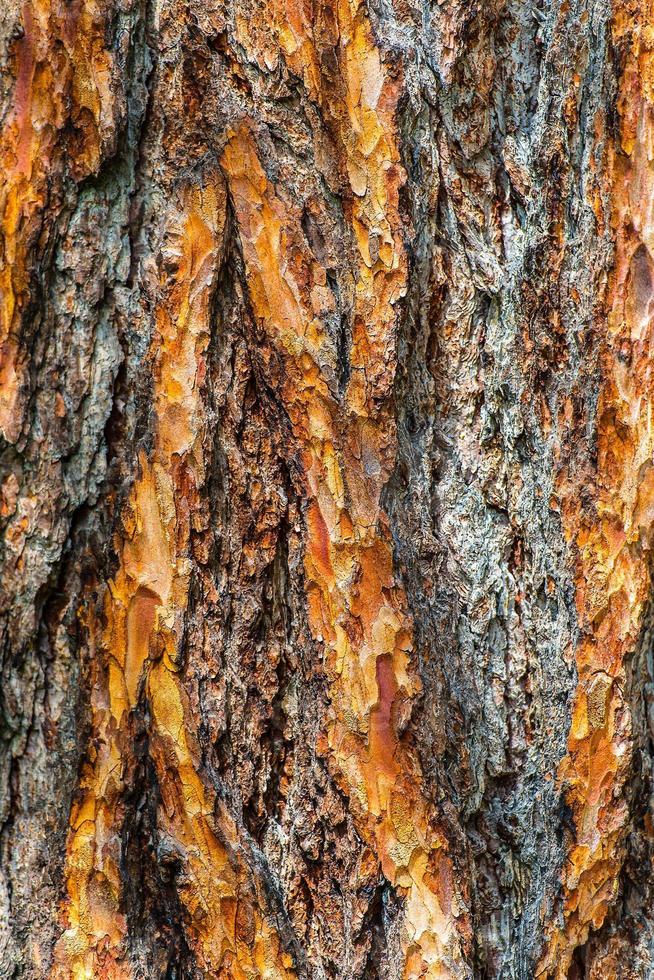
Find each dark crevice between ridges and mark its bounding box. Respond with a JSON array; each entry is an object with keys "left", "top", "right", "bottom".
[
  {"left": 299, "top": 203, "right": 351, "bottom": 396},
  {"left": 123, "top": 748, "right": 203, "bottom": 979},
  {"left": 566, "top": 945, "right": 586, "bottom": 980},
  {"left": 210, "top": 189, "right": 387, "bottom": 977},
  {"left": 170, "top": 214, "right": 309, "bottom": 976},
  {"left": 239, "top": 506, "right": 296, "bottom": 841},
  {"left": 359, "top": 881, "right": 402, "bottom": 980}
]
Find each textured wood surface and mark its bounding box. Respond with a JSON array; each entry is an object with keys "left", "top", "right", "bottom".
[{"left": 1, "top": 0, "right": 654, "bottom": 977}]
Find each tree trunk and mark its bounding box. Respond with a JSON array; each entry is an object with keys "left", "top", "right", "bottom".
[{"left": 1, "top": 0, "right": 654, "bottom": 977}]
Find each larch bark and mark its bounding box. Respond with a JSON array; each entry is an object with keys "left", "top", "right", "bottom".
[{"left": 1, "top": 0, "right": 654, "bottom": 978}]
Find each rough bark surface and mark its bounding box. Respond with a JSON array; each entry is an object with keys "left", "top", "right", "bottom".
[{"left": 2, "top": 0, "right": 654, "bottom": 977}]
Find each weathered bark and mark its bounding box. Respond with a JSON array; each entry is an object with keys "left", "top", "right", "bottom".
[{"left": 2, "top": 0, "right": 654, "bottom": 976}]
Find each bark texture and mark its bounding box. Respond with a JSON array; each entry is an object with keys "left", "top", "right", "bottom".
[{"left": 1, "top": 0, "right": 654, "bottom": 977}]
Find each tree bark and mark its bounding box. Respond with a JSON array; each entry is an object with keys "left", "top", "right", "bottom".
[{"left": 1, "top": 0, "right": 654, "bottom": 977}]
